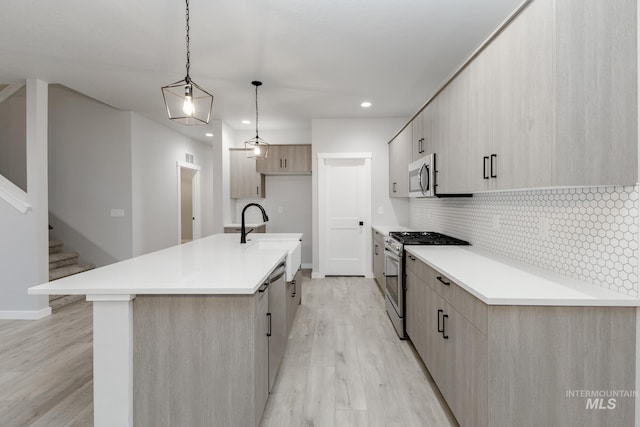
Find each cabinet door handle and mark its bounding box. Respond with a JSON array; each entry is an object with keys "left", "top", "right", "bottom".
[
  {"left": 374, "top": 244, "right": 378, "bottom": 256},
  {"left": 284, "top": 158, "right": 287, "bottom": 168},
  {"left": 392, "top": 182, "right": 397, "bottom": 193},
  {"left": 483, "top": 156, "right": 489, "bottom": 179},
  {"left": 267, "top": 313, "right": 272, "bottom": 337},
  {"left": 442, "top": 314, "right": 449, "bottom": 339},
  {"left": 490, "top": 154, "right": 497, "bottom": 178},
  {"left": 437, "top": 309, "right": 444, "bottom": 333},
  {"left": 258, "top": 282, "right": 269, "bottom": 293},
  {"left": 436, "top": 276, "right": 450, "bottom": 286},
  {"left": 256, "top": 186, "right": 259, "bottom": 195}
]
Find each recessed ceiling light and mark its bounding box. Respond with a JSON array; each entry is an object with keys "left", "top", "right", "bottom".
[
  {"left": 242, "top": 120, "right": 251, "bottom": 125},
  {"left": 361, "top": 101, "right": 372, "bottom": 108},
  {"left": 205, "top": 133, "right": 213, "bottom": 137}
]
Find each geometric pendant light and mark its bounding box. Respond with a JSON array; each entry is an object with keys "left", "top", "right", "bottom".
[
  {"left": 161, "top": 0, "right": 213, "bottom": 126},
  {"left": 244, "top": 81, "right": 269, "bottom": 159}
]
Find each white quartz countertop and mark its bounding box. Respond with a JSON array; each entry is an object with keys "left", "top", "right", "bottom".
[
  {"left": 28, "top": 233, "right": 303, "bottom": 296},
  {"left": 406, "top": 246, "right": 640, "bottom": 307},
  {"left": 372, "top": 224, "right": 412, "bottom": 236}
]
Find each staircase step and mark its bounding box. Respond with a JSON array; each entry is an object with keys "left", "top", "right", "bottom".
[
  {"left": 49, "top": 240, "right": 63, "bottom": 255},
  {"left": 49, "top": 263, "right": 95, "bottom": 281},
  {"left": 49, "top": 294, "right": 84, "bottom": 311},
  {"left": 49, "top": 252, "right": 79, "bottom": 270}
]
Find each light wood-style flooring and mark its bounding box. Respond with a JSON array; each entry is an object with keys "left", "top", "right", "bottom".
[
  {"left": 0, "top": 275, "right": 457, "bottom": 427},
  {"left": 261, "top": 275, "right": 457, "bottom": 427},
  {"left": 0, "top": 301, "right": 93, "bottom": 427}
]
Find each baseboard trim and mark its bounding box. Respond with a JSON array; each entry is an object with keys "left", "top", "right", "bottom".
[
  {"left": 311, "top": 271, "right": 325, "bottom": 279},
  {"left": 302, "top": 263, "right": 312, "bottom": 270},
  {"left": 0, "top": 307, "right": 52, "bottom": 320}
]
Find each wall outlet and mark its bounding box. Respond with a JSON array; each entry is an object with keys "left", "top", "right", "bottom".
[
  {"left": 377, "top": 206, "right": 384, "bottom": 215},
  {"left": 110, "top": 209, "right": 125, "bottom": 217},
  {"left": 537, "top": 216, "right": 550, "bottom": 239},
  {"left": 491, "top": 215, "right": 501, "bottom": 231}
]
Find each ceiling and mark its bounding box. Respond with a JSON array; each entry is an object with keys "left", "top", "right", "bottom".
[{"left": 0, "top": 0, "right": 523, "bottom": 144}]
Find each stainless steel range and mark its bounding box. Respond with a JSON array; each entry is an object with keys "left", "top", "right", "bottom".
[{"left": 384, "top": 231, "right": 469, "bottom": 339}]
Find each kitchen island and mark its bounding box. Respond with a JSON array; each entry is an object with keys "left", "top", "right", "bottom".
[{"left": 29, "top": 233, "right": 302, "bottom": 427}]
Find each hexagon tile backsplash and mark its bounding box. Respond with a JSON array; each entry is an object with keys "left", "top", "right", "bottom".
[{"left": 409, "top": 185, "right": 639, "bottom": 297}]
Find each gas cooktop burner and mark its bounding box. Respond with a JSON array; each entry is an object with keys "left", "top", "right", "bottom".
[{"left": 388, "top": 231, "right": 469, "bottom": 246}]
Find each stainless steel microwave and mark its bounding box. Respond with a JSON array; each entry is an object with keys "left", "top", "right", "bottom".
[{"left": 408, "top": 154, "right": 435, "bottom": 198}]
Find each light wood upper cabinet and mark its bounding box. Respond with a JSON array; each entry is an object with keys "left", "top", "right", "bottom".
[
  {"left": 388, "top": 127, "right": 411, "bottom": 197},
  {"left": 492, "top": 0, "right": 555, "bottom": 191},
  {"left": 230, "top": 149, "right": 265, "bottom": 199},
  {"left": 394, "top": 0, "right": 637, "bottom": 195},
  {"left": 554, "top": 0, "right": 637, "bottom": 186},
  {"left": 256, "top": 145, "right": 312, "bottom": 175}
]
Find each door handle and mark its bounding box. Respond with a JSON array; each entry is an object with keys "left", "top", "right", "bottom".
[
  {"left": 483, "top": 156, "right": 489, "bottom": 179},
  {"left": 442, "top": 314, "right": 449, "bottom": 339},
  {"left": 267, "top": 313, "right": 272, "bottom": 337},
  {"left": 490, "top": 154, "right": 497, "bottom": 178}
]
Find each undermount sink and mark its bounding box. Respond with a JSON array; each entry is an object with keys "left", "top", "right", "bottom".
[{"left": 255, "top": 239, "right": 301, "bottom": 282}]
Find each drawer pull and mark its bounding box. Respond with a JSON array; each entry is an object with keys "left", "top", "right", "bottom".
[
  {"left": 436, "top": 276, "right": 450, "bottom": 286},
  {"left": 437, "top": 309, "right": 444, "bottom": 333}
]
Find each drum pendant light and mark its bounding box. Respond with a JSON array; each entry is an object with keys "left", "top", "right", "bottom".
[
  {"left": 244, "top": 81, "right": 269, "bottom": 159},
  {"left": 161, "top": 0, "right": 213, "bottom": 125}
]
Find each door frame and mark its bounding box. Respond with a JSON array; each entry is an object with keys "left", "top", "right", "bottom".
[
  {"left": 316, "top": 152, "right": 372, "bottom": 278},
  {"left": 176, "top": 161, "right": 201, "bottom": 244}
]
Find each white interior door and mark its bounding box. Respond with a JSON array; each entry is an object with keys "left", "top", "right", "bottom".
[
  {"left": 176, "top": 162, "right": 201, "bottom": 244},
  {"left": 318, "top": 154, "right": 371, "bottom": 276}
]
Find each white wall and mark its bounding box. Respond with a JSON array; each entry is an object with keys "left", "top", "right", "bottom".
[
  {"left": 0, "top": 79, "right": 49, "bottom": 318},
  {"left": 48, "top": 85, "right": 133, "bottom": 267},
  {"left": 0, "top": 85, "right": 27, "bottom": 192},
  {"left": 220, "top": 122, "right": 235, "bottom": 226},
  {"left": 311, "top": 118, "right": 409, "bottom": 273},
  {"left": 264, "top": 175, "right": 312, "bottom": 266},
  {"left": 131, "top": 113, "right": 215, "bottom": 256}
]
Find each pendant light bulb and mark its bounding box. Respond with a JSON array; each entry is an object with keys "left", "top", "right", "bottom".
[
  {"left": 182, "top": 85, "right": 194, "bottom": 116},
  {"left": 254, "top": 145, "right": 261, "bottom": 155}
]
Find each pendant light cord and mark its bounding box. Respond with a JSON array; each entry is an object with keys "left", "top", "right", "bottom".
[
  {"left": 255, "top": 84, "right": 259, "bottom": 138},
  {"left": 185, "top": 0, "right": 191, "bottom": 81}
]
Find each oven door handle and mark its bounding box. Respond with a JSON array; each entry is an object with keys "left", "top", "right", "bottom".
[{"left": 384, "top": 248, "right": 401, "bottom": 261}]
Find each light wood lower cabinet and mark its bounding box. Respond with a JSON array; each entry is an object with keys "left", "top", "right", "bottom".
[
  {"left": 285, "top": 268, "right": 302, "bottom": 337},
  {"left": 254, "top": 284, "right": 270, "bottom": 425},
  {"left": 372, "top": 230, "right": 385, "bottom": 290},
  {"left": 405, "top": 255, "right": 635, "bottom": 427},
  {"left": 132, "top": 269, "right": 298, "bottom": 427}
]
